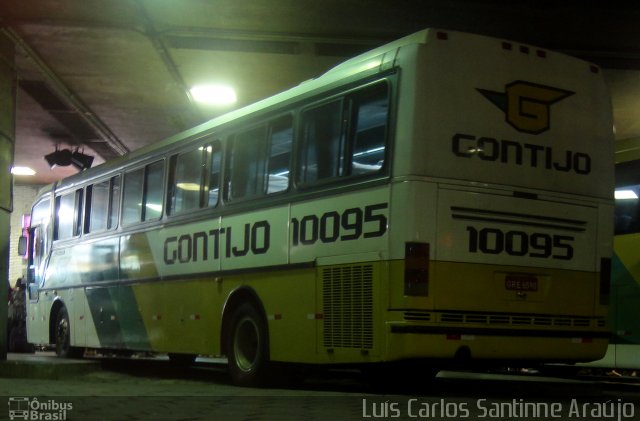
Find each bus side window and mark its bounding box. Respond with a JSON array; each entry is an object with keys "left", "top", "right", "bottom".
[
  {"left": 55, "top": 190, "right": 83, "bottom": 240},
  {"left": 122, "top": 168, "right": 144, "bottom": 225},
  {"left": 122, "top": 161, "right": 164, "bottom": 225},
  {"left": 88, "top": 180, "right": 110, "bottom": 232},
  {"left": 143, "top": 161, "right": 165, "bottom": 221},
  {"left": 299, "top": 100, "right": 344, "bottom": 185},
  {"left": 109, "top": 175, "right": 121, "bottom": 229},
  {"left": 227, "top": 126, "right": 267, "bottom": 201},
  {"left": 348, "top": 83, "right": 389, "bottom": 175},
  {"left": 207, "top": 142, "right": 222, "bottom": 207},
  {"left": 170, "top": 147, "right": 205, "bottom": 214},
  {"left": 86, "top": 175, "right": 121, "bottom": 232},
  {"left": 297, "top": 82, "right": 389, "bottom": 187},
  {"left": 266, "top": 116, "right": 292, "bottom": 194}
]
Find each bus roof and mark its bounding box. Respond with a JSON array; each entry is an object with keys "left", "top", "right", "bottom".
[
  {"left": 48, "top": 29, "right": 436, "bottom": 192},
  {"left": 48, "top": 28, "right": 600, "bottom": 194}
]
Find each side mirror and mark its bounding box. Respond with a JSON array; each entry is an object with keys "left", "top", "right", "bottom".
[{"left": 17, "top": 235, "right": 27, "bottom": 256}]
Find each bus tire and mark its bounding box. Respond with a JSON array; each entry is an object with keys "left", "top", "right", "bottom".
[
  {"left": 227, "top": 302, "right": 269, "bottom": 387},
  {"left": 54, "top": 306, "right": 83, "bottom": 358}
]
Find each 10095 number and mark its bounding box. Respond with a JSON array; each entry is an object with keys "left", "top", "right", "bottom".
[{"left": 466, "top": 226, "right": 574, "bottom": 260}]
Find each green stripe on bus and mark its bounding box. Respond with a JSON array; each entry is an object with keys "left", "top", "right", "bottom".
[{"left": 86, "top": 286, "right": 151, "bottom": 350}]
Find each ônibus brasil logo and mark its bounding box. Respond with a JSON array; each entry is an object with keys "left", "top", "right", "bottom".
[
  {"left": 477, "top": 81, "right": 574, "bottom": 135},
  {"left": 8, "top": 397, "right": 73, "bottom": 420}
]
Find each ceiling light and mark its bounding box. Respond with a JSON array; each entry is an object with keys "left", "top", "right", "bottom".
[
  {"left": 11, "top": 166, "right": 36, "bottom": 176},
  {"left": 190, "top": 84, "right": 237, "bottom": 105},
  {"left": 615, "top": 189, "right": 639, "bottom": 200}
]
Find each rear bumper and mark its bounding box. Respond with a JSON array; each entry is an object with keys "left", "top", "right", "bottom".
[{"left": 385, "top": 320, "right": 609, "bottom": 363}]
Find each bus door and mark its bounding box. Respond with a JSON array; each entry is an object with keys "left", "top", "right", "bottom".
[{"left": 25, "top": 224, "right": 50, "bottom": 344}]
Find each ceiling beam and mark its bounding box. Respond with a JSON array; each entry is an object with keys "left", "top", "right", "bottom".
[
  {"left": 133, "top": 0, "right": 203, "bottom": 127},
  {"left": 1, "top": 27, "right": 129, "bottom": 157}
]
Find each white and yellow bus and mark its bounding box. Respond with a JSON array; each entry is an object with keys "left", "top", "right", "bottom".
[{"left": 21, "top": 29, "right": 614, "bottom": 385}]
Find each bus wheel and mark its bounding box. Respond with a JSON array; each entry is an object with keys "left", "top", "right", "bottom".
[
  {"left": 227, "top": 303, "right": 269, "bottom": 387},
  {"left": 55, "top": 306, "right": 83, "bottom": 358}
]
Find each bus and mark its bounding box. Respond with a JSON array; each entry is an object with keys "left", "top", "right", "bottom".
[
  {"left": 585, "top": 137, "right": 640, "bottom": 371},
  {"left": 21, "top": 28, "right": 614, "bottom": 386}
]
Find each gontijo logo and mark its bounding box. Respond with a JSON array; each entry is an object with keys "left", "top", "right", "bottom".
[{"left": 477, "top": 81, "right": 574, "bottom": 134}]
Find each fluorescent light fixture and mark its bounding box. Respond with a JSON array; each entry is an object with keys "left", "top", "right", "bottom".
[
  {"left": 190, "top": 84, "right": 237, "bottom": 105},
  {"left": 11, "top": 166, "right": 36, "bottom": 176},
  {"left": 615, "top": 189, "right": 639, "bottom": 200}
]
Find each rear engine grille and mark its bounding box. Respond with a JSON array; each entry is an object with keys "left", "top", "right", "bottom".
[{"left": 322, "top": 265, "right": 374, "bottom": 349}]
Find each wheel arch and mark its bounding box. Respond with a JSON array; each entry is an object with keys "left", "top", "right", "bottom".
[
  {"left": 220, "top": 286, "right": 269, "bottom": 358},
  {"left": 48, "top": 298, "right": 66, "bottom": 345}
]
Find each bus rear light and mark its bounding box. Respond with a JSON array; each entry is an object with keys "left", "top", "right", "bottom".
[
  {"left": 404, "top": 242, "right": 429, "bottom": 296},
  {"left": 599, "top": 257, "right": 611, "bottom": 305},
  {"left": 502, "top": 42, "right": 513, "bottom": 51},
  {"left": 536, "top": 49, "right": 547, "bottom": 58},
  {"left": 436, "top": 31, "right": 448, "bottom": 40}
]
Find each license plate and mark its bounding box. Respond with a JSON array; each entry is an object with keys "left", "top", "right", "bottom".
[{"left": 505, "top": 275, "right": 538, "bottom": 292}]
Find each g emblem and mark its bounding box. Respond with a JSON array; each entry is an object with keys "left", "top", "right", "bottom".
[{"left": 478, "top": 81, "right": 574, "bottom": 134}]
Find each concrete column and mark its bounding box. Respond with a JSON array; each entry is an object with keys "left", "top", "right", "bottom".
[{"left": 0, "top": 32, "right": 16, "bottom": 360}]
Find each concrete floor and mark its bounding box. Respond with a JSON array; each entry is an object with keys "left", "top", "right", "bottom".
[{"left": 0, "top": 352, "right": 639, "bottom": 420}]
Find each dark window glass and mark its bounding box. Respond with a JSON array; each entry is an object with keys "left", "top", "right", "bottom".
[
  {"left": 89, "top": 180, "right": 110, "bottom": 232},
  {"left": 350, "top": 84, "right": 388, "bottom": 175},
  {"left": 296, "top": 80, "right": 389, "bottom": 187},
  {"left": 299, "top": 100, "right": 343, "bottom": 185},
  {"left": 109, "top": 175, "right": 121, "bottom": 229},
  {"left": 144, "top": 161, "right": 164, "bottom": 221},
  {"left": 615, "top": 160, "right": 640, "bottom": 235},
  {"left": 171, "top": 148, "right": 204, "bottom": 214},
  {"left": 227, "top": 126, "right": 267, "bottom": 201},
  {"left": 207, "top": 142, "right": 222, "bottom": 207},
  {"left": 122, "top": 168, "right": 144, "bottom": 225},
  {"left": 55, "top": 190, "right": 82, "bottom": 239},
  {"left": 267, "top": 116, "right": 292, "bottom": 194}
]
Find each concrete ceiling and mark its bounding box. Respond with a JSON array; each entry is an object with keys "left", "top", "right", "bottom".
[{"left": 2, "top": 0, "right": 640, "bottom": 185}]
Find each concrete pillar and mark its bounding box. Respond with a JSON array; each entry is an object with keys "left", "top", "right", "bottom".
[{"left": 0, "top": 32, "right": 16, "bottom": 360}]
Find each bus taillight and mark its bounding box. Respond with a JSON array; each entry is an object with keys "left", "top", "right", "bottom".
[{"left": 405, "top": 242, "right": 429, "bottom": 296}]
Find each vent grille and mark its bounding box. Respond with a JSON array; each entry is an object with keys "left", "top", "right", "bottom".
[
  {"left": 322, "top": 265, "right": 374, "bottom": 349},
  {"left": 406, "top": 311, "right": 603, "bottom": 328},
  {"left": 404, "top": 311, "right": 432, "bottom": 322}
]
